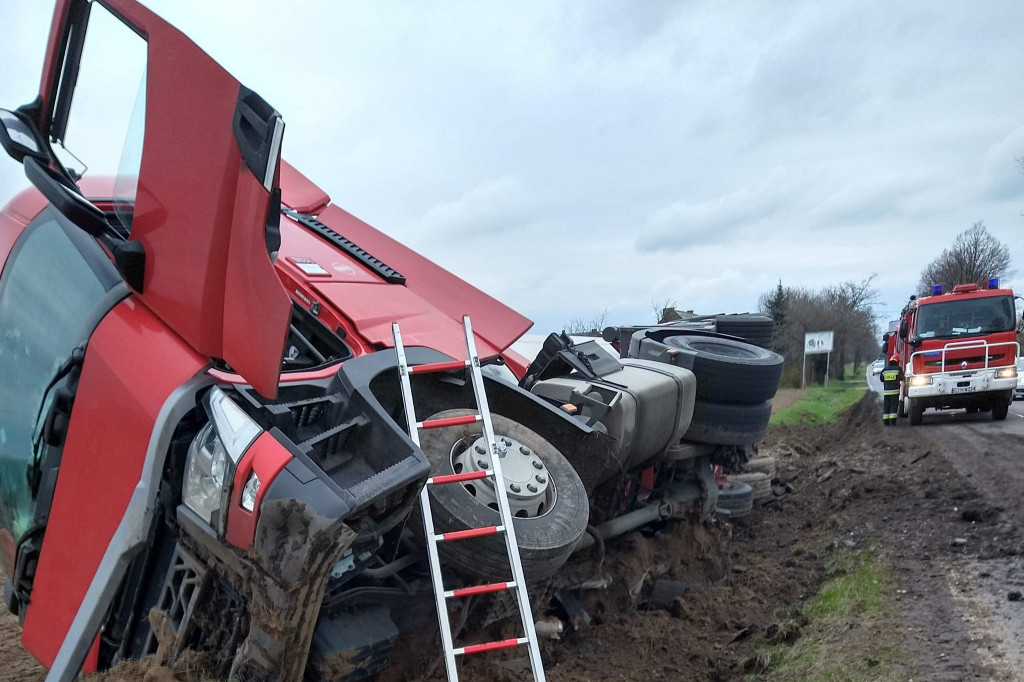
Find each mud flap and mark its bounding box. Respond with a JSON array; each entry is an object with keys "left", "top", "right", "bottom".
[{"left": 230, "top": 500, "right": 357, "bottom": 681}]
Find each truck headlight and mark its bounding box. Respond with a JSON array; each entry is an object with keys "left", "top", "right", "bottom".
[
  {"left": 909, "top": 375, "right": 932, "bottom": 387},
  {"left": 183, "top": 388, "right": 262, "bottom": 529},
  {"left": 996, "top": 367, "right": 1018, "bottom": 379}
]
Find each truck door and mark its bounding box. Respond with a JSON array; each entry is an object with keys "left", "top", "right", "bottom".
[
  {"left": 7, "top": 0, "right": 292, "bottom": 399},
  {"left": 0, "top": 0, "right": 296, "bottom": 675},
  {"left": 0, "top": 207, "right": 123, "bottom": 601}
]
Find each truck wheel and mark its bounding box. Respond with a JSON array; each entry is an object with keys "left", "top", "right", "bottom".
[
  {"left": 685, "top": 400, "right": 773, "bottom": 446},
  {"left": 992, "top": 402, "right": 1009, "bottom": 420},
  {"left": 744, "top": 456, "right": 777, "bottom": 479},
  {"left": 714, "top": 314, "right": 775, "bottom": 348},
  {"left": 908, "top": 399, "right": 923, "bottom": 425},
  {"left": 662, "top": 335, "right": 783, "bottom": 404},
  {"left": 418, "top": 409, "right": 589, "bottom": 581},
  {"left": 716, "top": 480, "right": 753, "bottom": 518},
  {"left": 727, "top": 472, "right": 771, "bottom": 502}
]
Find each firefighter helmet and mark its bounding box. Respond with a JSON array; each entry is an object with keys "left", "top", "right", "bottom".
[{"left": 889, "top": 354, "right": 899, "bottom": 364}]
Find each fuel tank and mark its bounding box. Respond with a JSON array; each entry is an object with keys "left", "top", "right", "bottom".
[{"left": 528, "top": 358, "right": 696, "bottom": 484}]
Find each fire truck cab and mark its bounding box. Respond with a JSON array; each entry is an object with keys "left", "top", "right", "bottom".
[{"left": 897, "top": 280, "right": 1019, "bottom": 425}]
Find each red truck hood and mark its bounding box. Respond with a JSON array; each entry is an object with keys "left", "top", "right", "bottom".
[{"left": 278, "top": 162, "right": 533, "bottom": 361}]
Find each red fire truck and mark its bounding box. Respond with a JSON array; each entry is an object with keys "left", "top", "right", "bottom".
[{"left": 895, "top": 279, "right": 1020, "bottom": 425}]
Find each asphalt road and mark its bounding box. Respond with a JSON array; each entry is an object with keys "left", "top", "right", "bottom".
[
  {"left": 905, "top": 398, "right": 1024, "bottom": 526},
  {"left": 865, "top": 363, "right": 883, "bottom": 397},
  {"left": 897, "top": 399, "right": 1024, "bottom": 679}
]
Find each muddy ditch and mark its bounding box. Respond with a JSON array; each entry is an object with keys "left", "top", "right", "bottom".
[{"left": 3, "top": 393, "right": 1022, "bottom": 680}]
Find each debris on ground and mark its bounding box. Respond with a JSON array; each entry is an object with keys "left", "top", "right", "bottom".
[{"left": 4, "top": 394, "right": 1023, "bottom": 680}]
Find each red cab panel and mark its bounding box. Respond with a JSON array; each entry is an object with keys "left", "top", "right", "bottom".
[
  {"left": 20, "top": 299, "right": 205, "bottom": 667},
  {"left": 34, "top": 0, "right": 291, "bottom": 398},
  {"left": 310, "top": 204, "right": 533, "bottom": 355}
]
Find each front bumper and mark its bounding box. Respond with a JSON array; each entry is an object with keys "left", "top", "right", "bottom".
[{"left": 907, "top": 369, "right": 1017, "bottom": 400}]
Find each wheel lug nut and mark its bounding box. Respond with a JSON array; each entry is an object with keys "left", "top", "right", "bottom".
[
  {"left": 520, "top": 446, "right": 531, "bottom": 455},
  {"left": 532, "top": 460, "right": 543, "bottom": 470},
  {"left": 510, "top": 484, "right": 521, "bottom": 493},
  {"left": 536, "top": 475, "right": 546, "bottom": 484},
  {"left": 527, "top": 484, "right": 537, "bottom": 493},
  {"left": 502, "top": 437, "right": 512, "bottom": 447}
]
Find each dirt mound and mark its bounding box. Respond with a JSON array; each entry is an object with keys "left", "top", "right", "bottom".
[{"left": 5, "top": 393, "right": 1020, "bottom": 681}]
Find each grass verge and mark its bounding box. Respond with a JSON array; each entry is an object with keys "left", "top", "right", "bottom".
[
  {"left": 770, "top": 372, "right": 867, "bottom": 426},
  {"left": 746, "top": 548, "right": 900, "bottom": 681}
]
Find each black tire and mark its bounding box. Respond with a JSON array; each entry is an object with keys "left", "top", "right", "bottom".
[
  {"left": 909, "top": 399, "right": 923, "bottom": 425},
  {"left": 663, "top": 335, "right": 783, "bottom": 404},
  {"left": 728, "top": 472, "right": 771, "bottom": 501},
  {"left": 418, "top": 409, "right": 589, "bottom": 581},
  {"left": 685, "top": 400, "right": 773, "bottom": 445},
  {"left": 715, "top": 314, "right": 774, "bottom": 332},
  {"left": 714, "top": 315, "right": 775, "bottom": 348},
  {"left": 992, "top": 402, "right": 1009, "bottom": 420},
  {"left": 716, "top": 480, "right": 753, "bottom": 518}
]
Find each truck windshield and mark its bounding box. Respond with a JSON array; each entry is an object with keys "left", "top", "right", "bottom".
[{"left": 916, "top": 295, "right": 1015, "bottom": 340}]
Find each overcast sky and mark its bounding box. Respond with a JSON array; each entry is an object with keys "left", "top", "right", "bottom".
[{"left": 2, "top": 1, "right": 1023, "bottom": 334}]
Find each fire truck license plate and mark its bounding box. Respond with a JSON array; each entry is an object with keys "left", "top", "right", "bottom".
[{"left": 951, "top": 386, "right": 976, "bottom": 394}]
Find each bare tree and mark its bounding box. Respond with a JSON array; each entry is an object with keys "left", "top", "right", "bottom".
[
  {"left": 650, "top": 298, "right": 678, "bottom": 323},
  {"left": 917, "top": 222, "right": 1013, "bottom": 294},
  {"left": 563, "top": 309, "right": 610, "bottom": 336},
  {"left": 758, "top": 278, "right": 880, "bottom": 384}
]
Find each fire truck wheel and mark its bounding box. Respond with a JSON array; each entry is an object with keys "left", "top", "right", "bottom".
[
  {"left": 418, "top": 409, "right": 589, "bottom": 582},
  {"left": 684, "top": 400, "right": 773, "bottom": 445},
  {"left": 992, "top": 402, "right": 1009, "bottom": 420},
  {"left": 663, "top": 335, "right": 784, "bottom": 404},
  {"left": 908, "top": 398, "right": 923, "bottom": 425}
]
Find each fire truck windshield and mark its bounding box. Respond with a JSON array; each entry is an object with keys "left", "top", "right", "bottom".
[{"left": 915, "top": 295, "right": 1015, "bottom": 340}]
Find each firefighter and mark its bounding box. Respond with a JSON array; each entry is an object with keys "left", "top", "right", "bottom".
[{"left": 880, "top": 354, "right": 903, "bottom": 425}]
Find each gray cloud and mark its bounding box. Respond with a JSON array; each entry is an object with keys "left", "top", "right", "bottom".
[{"left": 0, "top": 0, "right": 1022, "bottom": 336}]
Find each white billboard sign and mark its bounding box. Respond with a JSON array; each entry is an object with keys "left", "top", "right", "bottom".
[{"left": 804, "top": 331, "right": 834, "bottom": 355}]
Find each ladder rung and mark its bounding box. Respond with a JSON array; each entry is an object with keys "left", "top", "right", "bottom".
[
  {"left": 409, "top": 359, "right": 470, "bottom": 375},
  {"left": 445, "top": 581, "right": 516, "bottom": 599},
  {"left": 419, "top": 414, "right": 481, "bottom": 430},
  {"left": 436, "top": 525, "right": 503, "bottom": 542},
  {"left": 429, "top": 470, "right": 492, "bottom": 486},
  {"left": 455, "top": 637, "right": 528, "bottom": 657}
]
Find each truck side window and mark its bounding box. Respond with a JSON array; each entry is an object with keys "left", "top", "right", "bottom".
[{"left": 0, "top": 208, "right": 119, "bottom": 571}]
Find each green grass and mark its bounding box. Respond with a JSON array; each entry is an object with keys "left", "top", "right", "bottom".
[
  {"left": 804, "top": 551, "right": 885, "bottom": 620},
  {"left": 747, "top": 549, "right": 899, "bottom": 681},
  {"left": 771, "top": 370, "right": 867, "bottom": 426}
]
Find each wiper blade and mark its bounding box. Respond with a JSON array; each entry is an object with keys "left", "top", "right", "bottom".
[{"left": 28, "top": 346, "right": 86, "bottom": 491}]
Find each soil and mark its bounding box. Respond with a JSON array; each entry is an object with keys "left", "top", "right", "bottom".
[{"left": 3, "top": 393, "right": 1023, "bottom": 681}]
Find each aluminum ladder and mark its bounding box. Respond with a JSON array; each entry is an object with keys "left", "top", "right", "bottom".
[{"left": 392, "top": 316, "right": 546, "bottom": 682}]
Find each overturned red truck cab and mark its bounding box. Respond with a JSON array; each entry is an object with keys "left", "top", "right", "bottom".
[{"left": 0, "top": 2, "right": 733, "bottom": 680}]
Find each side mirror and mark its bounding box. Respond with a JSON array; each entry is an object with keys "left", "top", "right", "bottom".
[
  {"left": 899, "top": 319, "right": 908, "bottom": 340},
  {"left": 0, "top": 109, "right": 46, "bottom": 163},
  {"left": 24, "top": 157, "right": 109, "bottom": 237},
  {"left": 909, "top": 334, "right": 922, "bottom": 347}
]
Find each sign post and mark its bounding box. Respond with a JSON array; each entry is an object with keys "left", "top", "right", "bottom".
[{"left": 803, "top": 331, "right": 835, "bottom": 388}]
